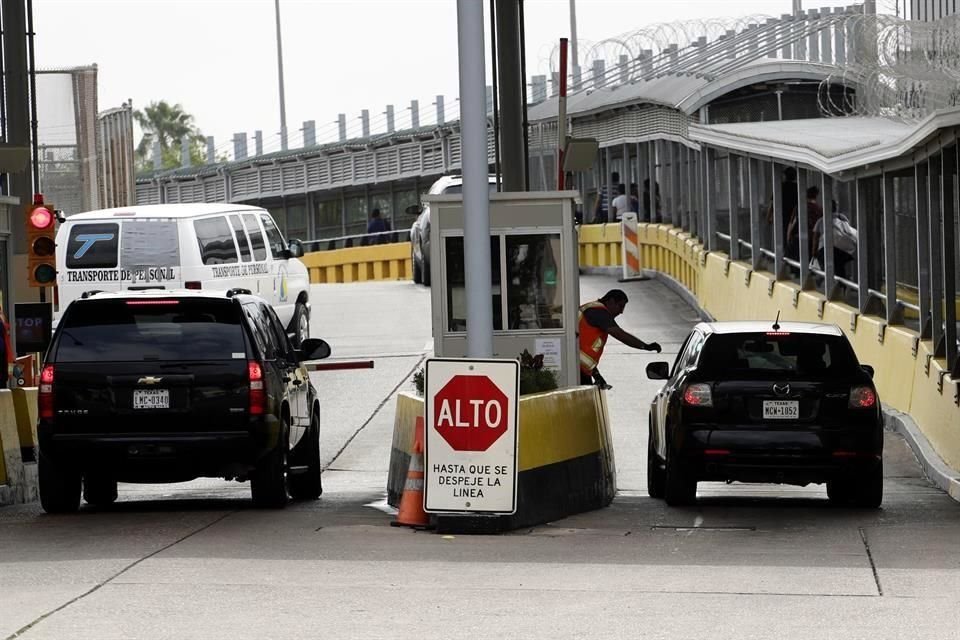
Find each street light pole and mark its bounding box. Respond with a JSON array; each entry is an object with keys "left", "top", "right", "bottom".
[{"left": 274, "top": 0, "right": 288, "bottom": 151}]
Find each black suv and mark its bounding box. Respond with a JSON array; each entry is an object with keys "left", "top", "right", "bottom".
[{"left": 37, "top": 289, "right": 331, "bottom": 513}]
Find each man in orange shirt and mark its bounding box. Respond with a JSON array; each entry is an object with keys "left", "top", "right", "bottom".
[{"left": 579, "top": 289, "right": 661, "bottom": 389}]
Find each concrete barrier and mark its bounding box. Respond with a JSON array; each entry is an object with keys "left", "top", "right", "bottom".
[
  {"left": 578, "top": 221, "right": 960, "bottom": 485},
  {"left": 12, "top": 388, "right": 38, "bottom": 461},
  {"left": 300, "top": 242, "right": 412, "bottom": 284},
  {"left": 388, "top": 386, "right": 616, "bottom": 533},
  {"left": 1, "top": 389, "right": 40, "bottom": 506}
]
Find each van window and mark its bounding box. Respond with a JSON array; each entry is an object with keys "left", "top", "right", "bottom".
[
  {"left": 194, "top": 217, "right": 238, "bottom": 265},
  {"left": 229, "top": 215, "right": 252, "bottom": 262},
  {"left": 243, "top": 214, "right": 268, "bottom": 261},
  {"left": 65, "top": 223, "right": 119, "bottom": 269},
  {"left": 120, "top": 220, "right": 180, "bottom": 269},
  {"left": 260, "top": 213, "right": 287, "bottom": 258}
]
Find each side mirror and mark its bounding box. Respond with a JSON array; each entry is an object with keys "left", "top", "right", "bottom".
[
  {"left": 646, "top": 361, "right": 670, "bottom": 380},
  {"left": 406, "top": 203, "right": 423, "bottom": 216},
  {"left": 298, "top": 338, "right": 331, "bottom": 362},
  {"left": 861, "top": 364, "right": 875, "bottom": 379},
  {"left": 287, "top": 239, "right": 304, "bottom": 258}
]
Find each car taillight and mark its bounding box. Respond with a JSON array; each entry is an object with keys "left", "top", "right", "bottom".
[
  {"left": 248, "top": 361, "right": 265, "bottom": 415},
  {"left": 849, "top": 386, "right": 877, "bottom": 408},
  {"left": 39, "top": 365, "right": 55, "bottom": 420},
  {"left": 683, "top": 383, "right": 713, "bottom": 407}
]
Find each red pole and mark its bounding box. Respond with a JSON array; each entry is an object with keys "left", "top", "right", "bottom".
[{"left": 557, "top": 38, "right": 568, "bottom": 190}]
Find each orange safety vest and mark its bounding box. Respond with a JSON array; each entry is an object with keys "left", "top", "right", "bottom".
[{"left": 578, "top": 301, "right": 609, "bottom": 374}]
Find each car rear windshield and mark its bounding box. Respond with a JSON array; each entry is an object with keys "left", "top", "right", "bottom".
[
  {"left": 54, "top": 299, "right": 246, "bottom": 363},
  {"left": 698, "top": 332, "right": 860, "bottom": 378}
]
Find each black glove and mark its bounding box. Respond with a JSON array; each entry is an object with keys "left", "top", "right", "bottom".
[
  {"left": 646, "top": 342, "right": 662, "bottom": 353},
  {"left": 592, "top": 370, "right": 612, "bottom": 391}
]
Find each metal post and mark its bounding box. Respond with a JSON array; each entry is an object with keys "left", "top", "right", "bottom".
[
  {"left": 637, "top": 142, "right": 648, "bottom": 222},
  {"left": 4, "top": 0, "right": 31, "bottom": 255},
  {"left": 274, "top": 0, "right": 288, "bottom": 151},
  {"left": 338, "top": 114, "right": 347, "bottom": 142},
  {"left": 385, "top": 106, "right": 395, "bottom": 133},
  {"left": 706, "top": 146, "right": 718, "bottom": 251},
  {"left": 410, "top": 101, "right": 420, "bottom": 129},
  {"left": 360, "top": 110, "right": 370, "bottom": 138},
  {"left": 822, "top": 172, "right": 836, "bottom": 298},
  {"left": 820, "top": 9, "right": 833, "bottom": 64},
  {"left": 882, "top": 169, "right": 899, "bottom": 323},
  {"left": 206, "top": 136, "right": 215, "bottom": 164},
  {"left": 930, "top": 152, "right": 944, "bottom": 350},
  {"left": 749, "top": 157, "right": 762, "bottom": 269},
  {"left": 457, "top": 0, "right": 493, "bottom": 357},
  {"left": 835, "top": 7, "right": 847, "bottom": 65},
  {"left": 495, "top": 0, "right": 526, "bottom": 191},
  {"left": 303, "top": 121, "right": 316, "bottom": 147},
  {"left": 916, "top": 159, "right": 932, "bottom": 339},
  {"left": 436, "top": 95, "right": 446, "bottom": 125},
  {"left": 728, "top": 153, "right": 740, "bottom": 260},
  {"left": 569, "top": 0, "right": 579, "bottom": 82},
  {"left": 605, "top": 146, "right": 613, "bottom": 221},
  {"left": 944, "top": 146, "right": 959, "bottom": 367},
  {"left": 648, "top": 141, "right": 657, "bottom": 223},
  {"left": 180, "top": 136, "right": 191, "bottom": 168},
  {"left": 254, "top": 130, "right": 264, "bottom": 156},
  {"left": 856, "top": 175, "right": 871, "bottom": 314},
  {"left": 557, "top": 38, "right": 568, "bottom": 190},
  {"left": 153, "top": 139, "right": 163, "bottom": 170},
  {"left": 780, "top": 15, "right": 794, "bottom": 59},
  {"left": 807, "top": 9, "right": 820, "bottom": 62},
  {"left": 772, "top": 162, "right": 785, "bottom": 278}
]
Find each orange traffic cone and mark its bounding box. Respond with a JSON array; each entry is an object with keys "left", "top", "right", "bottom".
[{"left": 392, "top": 417, "right": 431, "bottom": 529}]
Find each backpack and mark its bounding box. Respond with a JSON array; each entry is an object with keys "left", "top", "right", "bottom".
[{"left": 832, "top": 214, "right": 858, "bottom": 255}]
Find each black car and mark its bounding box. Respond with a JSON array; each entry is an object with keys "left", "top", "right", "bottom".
[
  {"left": 37, "top": 289, "right": 331, "bottom": 513},
  {"left": 645, "top": 321, "right": 883, "bottom": 507}
]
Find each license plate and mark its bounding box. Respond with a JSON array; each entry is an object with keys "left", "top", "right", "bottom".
[
  {"left": 763, "top": 400, "right": 798, "bottom": 420},
  {"left": 133, "top": 389, "right": 170, "bottom": 410}
]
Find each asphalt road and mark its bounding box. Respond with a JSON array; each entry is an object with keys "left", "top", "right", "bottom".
[{"left": 1, "top": 276, "right": 958, "bottom": 640}]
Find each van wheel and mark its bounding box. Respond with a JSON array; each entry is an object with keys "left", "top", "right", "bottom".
[
  {"left": 83, "top": 474, "right": 118, "bottom": 507},
  {"left": 39, "top": 452, "right": 81, "bottom": 514},
  {"left": 289, "top": 411, "right": 322, "bottom": 500},
  {"left": 292, "top": 302, "right": 309, "bottom": 348},
  {"left": 251, "top": 423, "right": 289, "bottom": 509}
]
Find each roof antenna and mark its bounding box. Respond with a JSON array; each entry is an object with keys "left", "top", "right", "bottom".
[{"left": 772, "top": 310, "right": 781, "bottom": 331}]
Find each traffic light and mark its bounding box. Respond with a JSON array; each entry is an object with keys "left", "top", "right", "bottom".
[{"left": 26, "top": 196, "right": 57, "bottom": 288}]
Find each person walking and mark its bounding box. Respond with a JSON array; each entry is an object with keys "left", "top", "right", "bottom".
[
  {"left": 365, "top": 208, "right": 390, "bottom": 245},
  {"left": 593, "top": 171, "right": 619, "bottom": 224},
  {"left": 579, "top": 289, "right": 661, "bottom": 389}
]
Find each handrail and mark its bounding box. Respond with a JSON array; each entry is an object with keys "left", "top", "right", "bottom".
[{"left": 301, "top": 229, "right": 408, "bottom": 253}]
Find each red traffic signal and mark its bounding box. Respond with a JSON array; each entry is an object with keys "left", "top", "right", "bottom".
[
  {"left": 29, "top": 206, "right": 54, "bottom": 230},
  {"left": 26, "top": 201, "right": 58, "bottom": 287}
]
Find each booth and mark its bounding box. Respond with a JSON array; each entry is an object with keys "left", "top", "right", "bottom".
[{"left": 426, "top": 191, "right": 581, "bottom": 388}]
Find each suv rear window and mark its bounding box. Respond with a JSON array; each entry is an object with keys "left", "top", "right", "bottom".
[
  {"left": 698, "top": 332, "right": 860, "bottom": 378},
  {"left": 54, "top": 299, "right": 246, "bottom": 363}
]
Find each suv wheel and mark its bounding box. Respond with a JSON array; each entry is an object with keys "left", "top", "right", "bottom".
[
  {"left": 83, "top": 474, "right": 118, "bottom": 507},
  {"left": 289, "top": 411, "right": 322, "bottom": 500},
  {"left": 292, "top": 302, "right": 309, "bottom": 348},
  {"left": 828, "top": 461, "right": 883, "bottom": 508},
  {"left": 251, "top": 423, "right": 289, "bottom": 509},
  {"left": 39, "top": 451, "right": 81, "bottom": 514},
  {"left": 664, "top": 442, "right": 696, "bottom": 506},
  {"left": 647, "top": 426, "right": 665, "bottom": 499},
  {"left": 412, "top": 249, "right": 423, "bottom": 284}
]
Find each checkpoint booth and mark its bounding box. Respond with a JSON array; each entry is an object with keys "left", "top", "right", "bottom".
[{"left": 426, "top": 191, "right": 581, "bottom": 388}]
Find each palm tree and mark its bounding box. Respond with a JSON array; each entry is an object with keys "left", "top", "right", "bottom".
[{"left": 134, "top": 101, "right": 205, "bottom": 170}]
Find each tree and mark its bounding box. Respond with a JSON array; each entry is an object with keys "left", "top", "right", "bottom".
[{"left": 134, "top": 100, "right": 209, "bottom": 171}]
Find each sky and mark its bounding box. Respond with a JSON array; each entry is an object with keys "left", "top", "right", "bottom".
[{"left": 32, "top": 0, "right": 902, "bottom": 159}]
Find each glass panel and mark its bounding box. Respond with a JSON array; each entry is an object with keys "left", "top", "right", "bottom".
[
  {"left": 286, "top": 203, "right": 308, "bottom": 241},
  {"left": 345, "top": 195, "right": 368, "bottom": 236},
  {"left": 260, "top": 213, "right": 287, "bottom": 258},
  {"left": 393, "top": 189, "right": 419, "bottom": 232},
  {"left": 193, "top": 217, "right": 238, "bottom": 265},
  {"left": 120, "top": 220, "right": 180, "bottom": 270},
  {"left": 315, "top": 198, "right": 341, "bottom": 237},
  {"left": 65, "top": 223, "right": 119, "bottom": 269},
  {"left": 370, "top": 193, "right": 392, "bottom": 226},
  {"left": 267, "top": 207, "right": 287, "bottom": 236},
  {"left": 55, "top": 299, "right": 245, "bottom": 363},
  {"left": 229, "top": 215, "right": 252, "bottom": 262},
  {"left": 445, "top": 236, "right": 502, "bottom": 332},
  {"left": 698, "top": 333, "right": 860, "bottom": 379},
  {"left": 505, "top": 234, "right": 563, "bottom": 329},
  {"left": 242, "top": 214, "right": 268, "bottom": 261}
]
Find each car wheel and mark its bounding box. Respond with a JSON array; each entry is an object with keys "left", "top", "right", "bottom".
[
  {"left": 647, "top": 425, "right": 666, "bottom": 499},
  {"left": 39, "top": 451, "right": 81, "bottom": 514},
  {"left": 422, "top": 252, "right": 431, "bottom": 287},
  {"left": 83, "top": 474, "right": 118, "bottom": 507},
  {"left": 251, "top": 422, "right": 289, "bottom": 509},
  {"left": 291, "top": 302, "right": 309, "bottom": 348},
  {"left": 289, "top": 411, "right": 322, "bottom": 500},
  {"left": 828, "top": 461, "right": 883, "bottom": 508},
  {"left": 664, "top": 442, "right": 696, "bottom": 506},
  {"left": 412, "top": 249, "right": 423, "bottom": 284}
]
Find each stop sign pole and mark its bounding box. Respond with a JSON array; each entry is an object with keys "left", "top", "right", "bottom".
[{"left": 424, "top": 358, "right": 520, "bottom": 514}]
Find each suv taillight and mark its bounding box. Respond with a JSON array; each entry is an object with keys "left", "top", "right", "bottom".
[
  {"left": 849, "top": 386, "right": 877, "bottom": 408},
  {"left": 683, "top": 383, "right": 713, "bottom": 407},
  {"left": 248, "top": 361, "right": 265, "bottom": 415},
  {"left": 39, "top": 365, "right": 55, "bottom": 420}
]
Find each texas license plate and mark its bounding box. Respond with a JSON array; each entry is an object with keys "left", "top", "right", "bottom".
[
  {"left": 763, "top": 400, "right": 798, "bottom": 420},
  {"left": 133, "top": 389, "right": 170, "bottom": 410}
]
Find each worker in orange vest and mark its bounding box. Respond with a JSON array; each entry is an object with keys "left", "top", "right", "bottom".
[{"left": 579, "top": 289, "right": 661, "bottom": 389}]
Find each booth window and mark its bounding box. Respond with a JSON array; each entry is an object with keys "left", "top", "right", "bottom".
[
  {"left": 506, "top": 234, "right": 564, "bottom": 329},
  {"left": 445, "top": 236, "right": 502, "bottom": 332}
]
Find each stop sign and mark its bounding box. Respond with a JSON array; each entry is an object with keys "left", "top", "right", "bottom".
[{"left": 433, "top": 374, "right": 508, "bottom": 452}]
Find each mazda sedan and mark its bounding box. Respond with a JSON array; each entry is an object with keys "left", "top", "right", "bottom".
[{"left": 646, "top": 321, "right": 883, "bottom": 507}]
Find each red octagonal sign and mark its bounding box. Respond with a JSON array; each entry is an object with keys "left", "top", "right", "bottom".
[{"left": 433, "top": 374, "right": 508, "bottom": 452}]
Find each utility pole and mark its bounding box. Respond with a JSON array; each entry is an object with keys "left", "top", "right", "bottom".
[
  {"left": 569, "top": 0, "right": 579, "bottom": 87},
  {"left": 274, "top": 0, "right": 288, "bottom": 151},
  {"left": 495, "top": 0, "right": 527, "bottom": 191}
]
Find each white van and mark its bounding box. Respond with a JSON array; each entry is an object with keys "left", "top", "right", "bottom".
[{"left": 55, "top": 203, "right": 312, "bottom": 345}]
